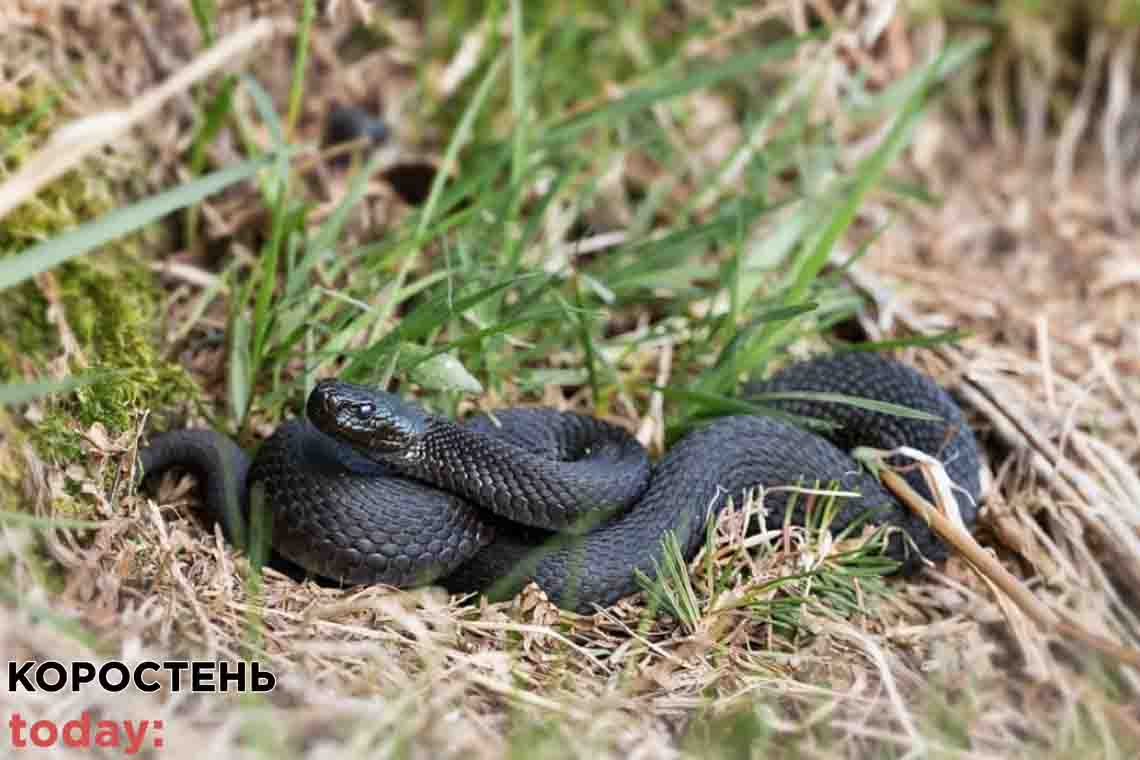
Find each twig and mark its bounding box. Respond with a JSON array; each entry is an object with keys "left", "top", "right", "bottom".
[
  {"left": 0, "top": 19, "right": 277, "bottom": 219},
  {"left": 874, "top": 458, "right": 1140, "bottom": 672}
]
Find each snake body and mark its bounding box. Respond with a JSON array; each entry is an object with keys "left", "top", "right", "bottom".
[{"left": 138, "top": 353, "right": 982, "bottom": 612}]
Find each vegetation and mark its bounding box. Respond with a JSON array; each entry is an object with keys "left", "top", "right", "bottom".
[{"left": 1, "top": 1, "right": 1137, "bottom": 757}]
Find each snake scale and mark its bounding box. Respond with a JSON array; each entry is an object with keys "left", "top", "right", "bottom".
[{"left": 137, "top": 352, "right": 982, "bottom": 612}]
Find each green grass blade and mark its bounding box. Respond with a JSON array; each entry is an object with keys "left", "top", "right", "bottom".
[
  {"left": 832, "top": 330, "right": 973, "bottom": 352},
  {"left": 653, "top": 386, "right": 834, "bottom": 431},
  {"left": 285, "top": 0, "right": 317, "bottom": 135},
  {"left": 229, "top": 311, "right": 253, "bottom": 425},
  {"left": 542, "top": 34, "right": 815, "bottom": 145},
  {"left": 189, "top": 0, "right": 218, "bottom": 45},
  {"left": 0, "top": 376, "right": 99, "bottom": 407},
  {"left": 1, "top": 92, "right": 58, "bottom": 156},
  {"left": 509, "top": 0, "right": 529, "bottom": 187},
  {"left": 303, "top": 148, "right": 388, "bottom": 275},
  {"left": 342, "top": 276, "right": 541, "bottom": 381},
  {"left": 747, "top": 390, "right": 944, "bottom": 422},
  {"left": 416, "top": 54, "right": 506, "bottom": 242},
  {"left": 0, "top": 154, "right": 276, "bottom": 291},
  {"left": 785, "top": 77, "right": 932, "bottom": 306},
  {"left": 188, "top": 76, "right": 238, "bottom": 175}
]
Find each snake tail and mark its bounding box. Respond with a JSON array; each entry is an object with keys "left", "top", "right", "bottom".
[{"left": 136, "top": 429, "right": 252, "bottom": 550}]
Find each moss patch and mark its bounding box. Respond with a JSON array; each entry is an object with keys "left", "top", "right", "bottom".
[{"left": 0, "top": 82, "right": 196, "bottom": 464}]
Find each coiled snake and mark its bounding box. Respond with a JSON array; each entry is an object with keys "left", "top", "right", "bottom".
[{"left": 138, "top": 352, "right": 982, "bottom": 612}]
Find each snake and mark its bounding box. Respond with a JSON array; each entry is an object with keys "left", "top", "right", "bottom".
[{"left": 137, "top": 352, "right": 982, "bottom": 613}]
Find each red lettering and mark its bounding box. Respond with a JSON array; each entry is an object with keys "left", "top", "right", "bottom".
[
  {"left": 62, "top": 710, "right": 91, "bottom": 747},
  {"left": 8, "top": 712, "right": 27, "bottom": 747},
  {"left": 30, "top": 719, "right": 58, "bottom": 747},
  {"left": 95, "top": 721, "right": 118, "bottom": 749},
  {"left": 6, "top": 711, "right": 165, "bottom": 752},
  {"left": 121, "top": 720, "right": 148, "bottom": 754}
]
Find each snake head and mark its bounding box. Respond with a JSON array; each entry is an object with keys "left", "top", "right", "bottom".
[{"left": 307, "top": 379, "right": 427, "bottom": 460}]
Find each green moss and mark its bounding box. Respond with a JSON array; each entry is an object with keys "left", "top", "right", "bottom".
[
  {"left": 0, "top": 411, "right": 26, "bottom": 511},
  {"left": 1, "top": 81, "right": 197, "bottom": 464},
  {"left": 0, "top": 410, "right": 70, "bottom": 594}
]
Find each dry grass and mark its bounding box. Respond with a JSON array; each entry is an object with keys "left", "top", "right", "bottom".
[{"left": 2, "top": 2, "right": 1139, "bottom": 758}]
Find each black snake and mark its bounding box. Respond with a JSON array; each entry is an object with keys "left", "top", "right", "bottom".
[{"left": 137, "top": 352, "right": 982, "bottom": 612}]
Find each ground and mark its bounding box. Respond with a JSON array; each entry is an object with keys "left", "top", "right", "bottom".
[{"left": 1, "top": 2, "right": 1138, "bottom": 758}]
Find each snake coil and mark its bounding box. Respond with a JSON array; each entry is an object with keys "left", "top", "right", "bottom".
[{"left": 138, "top": 352, "right": 982, "bottom": 612}]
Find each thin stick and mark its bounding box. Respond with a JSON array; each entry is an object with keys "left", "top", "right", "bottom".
[
  {"left": 0, "top": 19, "right": 277, "bottom": 220},
  {"left": 876, "top": 463, "right": 1140, "bottom": 672}
]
